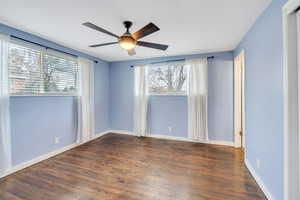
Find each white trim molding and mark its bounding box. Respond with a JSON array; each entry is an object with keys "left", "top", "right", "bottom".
[
  {"left": 110, "top": 130, "right": 235, "bottom": 147},
  {"left": 283, "top": 1, "right": 300, "bottom": 199},
  {"left": 0, "top": 130, "right": 110, "bottom": 179},
  {"left": 245, "top": 159, "right": 274, "bottom": 200},
  {"left": 283, "top": 0, "right": 300, "bottom": 15},
  {"left": 0, "top": 143, "right": 77, "bottom": 179},
  {"left": 234, "top": 49, "right": 246, "bottom": 148},
  {"left": 0, "top": 129, "right": 235, "bottom": 179},
  {"left": 0, "top": 128, "right": 274, "bottom": 200}
]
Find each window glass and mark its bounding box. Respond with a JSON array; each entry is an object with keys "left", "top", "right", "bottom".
[
  {"left": 9, "top": 41, "right": 78, "bottom": 95},
  {"left": 148, "top": 62, "right": 187, "bottom": 94}
]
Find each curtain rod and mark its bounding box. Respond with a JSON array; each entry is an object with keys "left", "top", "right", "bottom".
[
  {"left": 11, "top": 35, "right": 98, "bottom": 63},
  {"left": 130, "top": 56, "right": 215, "bottom": 68}
]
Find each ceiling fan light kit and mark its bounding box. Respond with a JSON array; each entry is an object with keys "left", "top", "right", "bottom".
[
  {"left": 82, "top": 21, "right": 168, "bottom": 56},
  {"left": 119, "top": 35, "right": 136, "bottom": 50}
]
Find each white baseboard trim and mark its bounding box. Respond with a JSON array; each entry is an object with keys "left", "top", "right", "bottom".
[
  {"left": 109, "top": 130, "right": 136, "bottom": 136},
  {"left": 245, "top": 159, "right": 274, "bottom": 200},
  {"left": 0, "top": 130, "right": 110, "bottom": 179},
  {"left": 0, "top": 130, "right": 234, "bottom": 179},
  {"left": 109, "top": 130, "right": 235, "bottom": 147}
]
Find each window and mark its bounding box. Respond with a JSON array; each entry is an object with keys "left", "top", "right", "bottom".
[
  {"left": 9, "top": 42, "right": 43, "bottom": 94},
  {"left": 9, "top": 40, "right": 78, "bottom": 95},
  {"left": 43, "top": 51, "right": 78, "bottom": 93},
  {"left": 147, "top": 62, "right": 187, "bottom": 95}
]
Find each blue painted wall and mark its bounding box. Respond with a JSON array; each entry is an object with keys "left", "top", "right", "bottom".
[
  {"left": 0, "top": 23, "right": 110, "bottom": 166},
  {"left": 110, "top": 52, "right": 234, "bottom": 141},
  {"left": 3, "top": 4, "right": 288, "bottom": 198},
  {"left": 94, "top": 61, "right": 110, "bottom": 133},
  {"left": 234, "top": 0, "right": 287, "bottom": 199},
  {"left": 1, "top": 3, "right": 287, "bottom": 198},
  {"left": 149, "top": 96, "right": 188, "bottom": 137},
  {"left": 10, "top": 96, "right": 77, "bottom": 165}
]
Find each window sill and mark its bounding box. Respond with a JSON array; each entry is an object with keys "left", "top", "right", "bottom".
[
  {"left": 149, "top": 93, "right": 187, "bottom": 96},
  {"left": 10, "top": 94, "right": 78, "bottom": 97}
]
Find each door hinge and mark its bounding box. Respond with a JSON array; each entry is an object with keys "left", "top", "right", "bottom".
[{"left": 239, "top": 131, "right": 243, "bottom": 136}]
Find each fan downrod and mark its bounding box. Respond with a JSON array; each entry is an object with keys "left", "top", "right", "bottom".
[{"left": 123, "top": 21, "right": 133, "bottom": 33}]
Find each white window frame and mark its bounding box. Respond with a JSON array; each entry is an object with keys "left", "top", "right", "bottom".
[
  {"left": 149, "top": 92, "right": 187, "bottom": 96},
  {"left": 9, "top": 39, "right": 78, "bottom": 97},
  {"left": 146, "top": 62, "right": 188, "bottom": 96}
]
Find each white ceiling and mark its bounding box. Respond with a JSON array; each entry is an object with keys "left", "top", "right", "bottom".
[{"left": 0, "top": 0, "right": 271, "bottom": 62}]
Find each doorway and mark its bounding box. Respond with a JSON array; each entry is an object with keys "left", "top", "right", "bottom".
[{"left": 234, "top": 50, "right": 245, "bottom": 149}]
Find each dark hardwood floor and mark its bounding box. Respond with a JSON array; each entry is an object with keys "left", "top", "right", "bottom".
[{"left": 0, "top": 133, "right": 266, "bottom": 200}]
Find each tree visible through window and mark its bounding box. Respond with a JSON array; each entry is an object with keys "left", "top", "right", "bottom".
[
  {"left": 9, "top": 41, "right": 78, "bottom": 95},
  {"left": 148, "top": 62, "right": 187, "bottom": 94},
  {"left": 43, "top": 54, "right": 77, "bottom": 93},
  {"left": 9, "top": 43, "right": 42, "bottom": 94}
]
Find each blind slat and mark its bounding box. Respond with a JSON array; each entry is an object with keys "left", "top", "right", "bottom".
[{"left": 9, "top": 42, "right": 78, "bottom": 95}]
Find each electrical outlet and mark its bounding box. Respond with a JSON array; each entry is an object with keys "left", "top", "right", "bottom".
[
  {"left": 256, "top": 158, "right": 260, "bottom": 169},
  {"left": 168, "top": 126, "right": 172, "bottom": 132},
  {"left": 55, "top": 137, "right": 60, "bottom": 144}
]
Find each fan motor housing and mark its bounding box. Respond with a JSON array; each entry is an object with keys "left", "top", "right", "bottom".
[
  {"left": 118, "top": 34, "right": 136, "bottom": 50},
  {"left": 119, "top": 35, "right": 135, "bottom": 43}
]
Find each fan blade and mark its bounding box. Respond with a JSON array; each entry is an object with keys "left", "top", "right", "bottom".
[
  {"left": 128, "top": 49, "right": 136, "bottom": 56},
  {"left": 83, "top": 22, "right": 119, "bottom": 39},
  {"left": 132, "top": 23, "right": 160, "bottom": 40},
  {"left": 89, "top": 42, "right": 118, "bottom": 47},
  {"left": 136, "top": 41, "right": 168, "bottom": 50}
]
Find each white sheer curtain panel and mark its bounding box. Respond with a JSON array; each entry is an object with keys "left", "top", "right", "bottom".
[
  {"left": 134, "top": 65, "right": 149, "bottom": 137},
  {"left": 186, "top": 58, "right": 208, "bottom": 141},
  {"left": 76, "top": 57, "right": 95, "bottom": 143},
  {"left": 0, "top": 33, "right": 12, "bottom": 174}
]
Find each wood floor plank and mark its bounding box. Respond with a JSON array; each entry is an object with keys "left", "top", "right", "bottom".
[{"left": 0, "top": 133, "right": 267, "bottom": 200}]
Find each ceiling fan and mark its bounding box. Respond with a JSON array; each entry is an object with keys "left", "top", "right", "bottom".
[{"left": 82, "top": 21, "right": 168, "bottom": 56}]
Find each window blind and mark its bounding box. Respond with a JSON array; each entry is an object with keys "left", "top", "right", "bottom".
[
  {"left": 43, "top": 50, "right": 78, "bottom": 94},
  {"left": 8, "top": 40, "right": 78, "bottom": 95},
  {"left": 9, "top": 42, "right": 43, "bottom": 94}
]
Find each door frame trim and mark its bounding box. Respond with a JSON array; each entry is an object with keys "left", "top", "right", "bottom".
[
  {"left": 283, "top": 1, "right": 300, "bottom": 199},
  {"left": 234, "top": 49, "right": 246, "bottom": 148}
]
